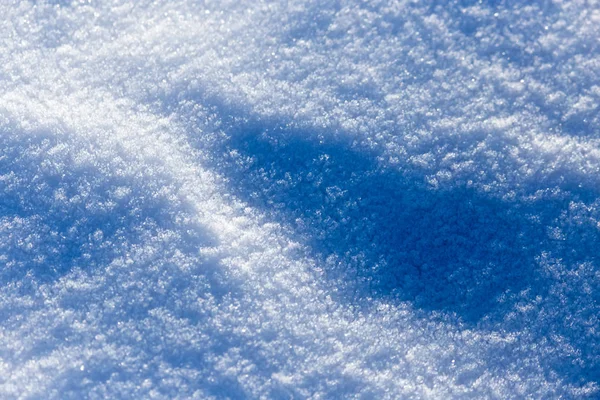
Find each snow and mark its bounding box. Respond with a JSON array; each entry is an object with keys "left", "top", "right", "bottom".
[{"left": 1, "top": 0, "right": 600, "bottom": 398}]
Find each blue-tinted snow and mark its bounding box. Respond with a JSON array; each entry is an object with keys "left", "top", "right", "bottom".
[{"left": 1, "top": 0, "right": 599, "bottom": 398}]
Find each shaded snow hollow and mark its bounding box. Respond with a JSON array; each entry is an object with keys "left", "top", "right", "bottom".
[{"left": 1, "top": 0, "right": 600, "bottom": 398}]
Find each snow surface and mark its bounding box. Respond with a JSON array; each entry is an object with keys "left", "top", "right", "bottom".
[{"left": 1, "top": 0, "right": 600, "bottom": 398}]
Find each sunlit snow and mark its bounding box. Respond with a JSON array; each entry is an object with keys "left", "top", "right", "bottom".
[{"left": 1, "top": 0, "right": 599, "bottom": 398}]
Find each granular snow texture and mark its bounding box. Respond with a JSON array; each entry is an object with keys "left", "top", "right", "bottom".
[{"left": 1, "top": 0, "right": 600, "bottom": 398}]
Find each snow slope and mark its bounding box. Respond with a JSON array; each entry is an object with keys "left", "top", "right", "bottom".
[{"left": 1, "top": 0, "right": 599, "bottom": 398}]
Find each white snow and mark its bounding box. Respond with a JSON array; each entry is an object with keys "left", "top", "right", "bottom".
[{"left": 1, "top": 0, "right": 599, "bottom": 398}]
